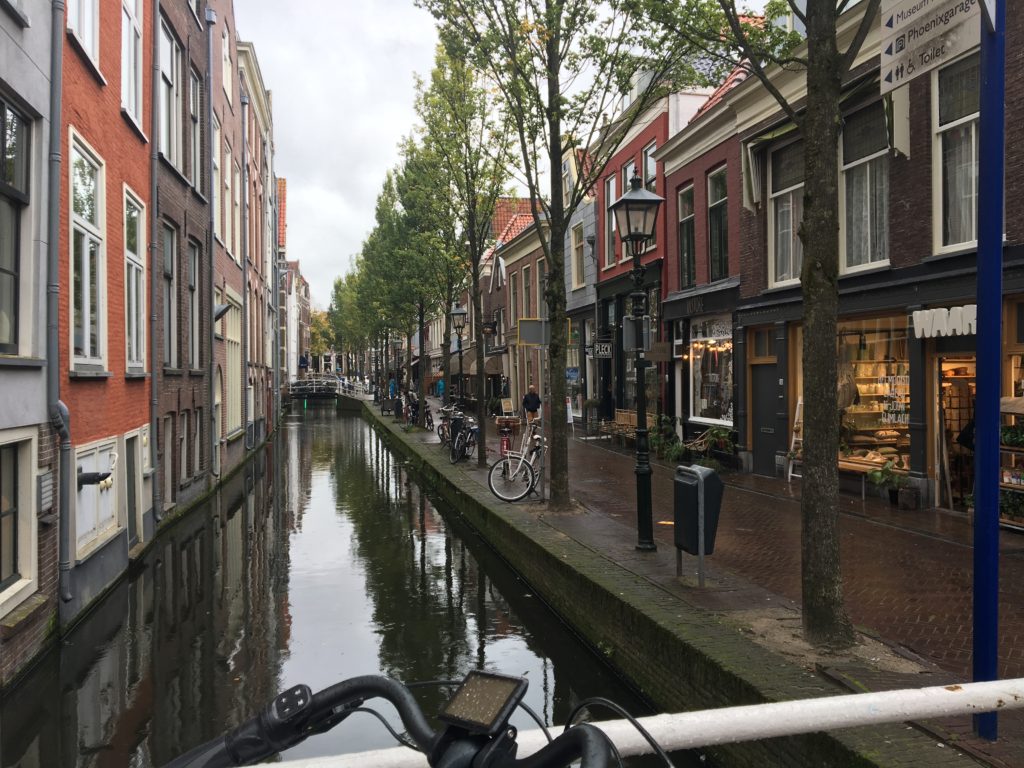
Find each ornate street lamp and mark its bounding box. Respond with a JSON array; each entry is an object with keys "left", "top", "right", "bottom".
[
  {"left": 450, "top": 303, "right": 468, "bottom": 405},
  {"left": 610, "top": 173, "right": 664, "bottom": 551}
]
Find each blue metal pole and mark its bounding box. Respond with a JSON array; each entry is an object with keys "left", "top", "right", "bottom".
[{"left": 973, "top": 0, "right": 1004, "bottom": 741}]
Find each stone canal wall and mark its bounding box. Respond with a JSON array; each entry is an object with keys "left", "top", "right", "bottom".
[{"left": 363, "top": 405, "right": 976, "bottom": 768}]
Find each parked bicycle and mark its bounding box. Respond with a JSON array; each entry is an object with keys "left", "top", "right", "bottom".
[
  {"left": 449, "top": 412, "right": 479, "bottom": 464},
  {"left": 436, "top": 405, "right": 456, "bottom": 446},
  {"left": 488, "top": 418, "right": 546, "bottom": 502}
]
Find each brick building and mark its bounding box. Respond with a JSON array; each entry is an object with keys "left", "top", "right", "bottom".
[{"left": 58, "top": 0, "right": 154, "bottom": 624}]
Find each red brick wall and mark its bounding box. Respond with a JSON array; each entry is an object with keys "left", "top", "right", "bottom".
[
  {"left": 60, "top": 0, "right": 152, "bottom": 444},
  {"left": 662, "top": 135, "right": 742, "bottom": 293}
]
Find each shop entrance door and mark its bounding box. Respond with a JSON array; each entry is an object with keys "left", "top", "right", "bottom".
[
  {"left": 751, "top": 364, "right": 778, "bottom": 476},
  {"left": 935, "top": 356, "right": 976, "bottom": 511}
]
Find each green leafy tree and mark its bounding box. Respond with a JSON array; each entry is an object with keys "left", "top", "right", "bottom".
[
  {"left": 417, "top": 0, "right": 705, "bottom": 502},
  {"left": 635, "top": 0, "right": 882, "bottom": 649},
  {"left": 414, "top": 37, "right": 514, "bottom": 465}
]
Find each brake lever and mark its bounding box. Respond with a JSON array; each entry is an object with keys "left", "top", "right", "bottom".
[{"left": 303, "top": 697, "right": 365, "bottom": 736}]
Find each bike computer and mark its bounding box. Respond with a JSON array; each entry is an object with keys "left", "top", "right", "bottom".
[{"left": 438, "top": 671, "right": 528, "bottom": 736}]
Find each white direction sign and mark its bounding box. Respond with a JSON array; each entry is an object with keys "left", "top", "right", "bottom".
[{"left": 880, "top": 0, "right": 980, "bottom": 94}]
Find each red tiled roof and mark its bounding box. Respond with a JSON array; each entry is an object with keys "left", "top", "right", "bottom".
[
  {"left": 491, "top": 197, "right": 534, "bottom": 238},
  {"left": 690, "top": 64, "right": 749, "bottom": 123}
]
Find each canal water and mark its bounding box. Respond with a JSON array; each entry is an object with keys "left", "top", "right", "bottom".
[{"left": 1, "top": 412, "right": 706, "bottom": 767}]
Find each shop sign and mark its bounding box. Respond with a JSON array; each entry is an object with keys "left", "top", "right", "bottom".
[
  {"left": 592, "top": 341, "right": 613, "bottom": 358},
  {"left": 911, "top": 304, "right": 977, "bottom": 338},
  {"left": 565, "top": 367, "right": 580, "bottom": 382},
  {"left": 646, "top": 342, "right": 672, "bottom": 362}
]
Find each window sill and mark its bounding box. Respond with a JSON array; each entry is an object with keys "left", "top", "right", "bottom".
[
  {"left": 191, "top": 187, "right": 209, "bottom": 205},
  {"left": 163, "top": 367, "right": 184, "bottom": 377},
  {"left": 69, "top": 368, "right": 112, "bottom": 379},
  {"left": 924, "top": 245, "right": 977, "bottom": 263},
  {"left": 0, "top": 0, "right": 29, "bottom": 28},
  {"left": 0, "top": 356, "right": 45, "bottom": 368},
  {"left": 121, "top": 109, "right": 148, "bottom": 143},
  {"left": 159, "top": 154, "right": 189, "bottom": 185},
  {"left": 0, "top": 590, "right": 46, "bottom": 637},
  {"left": 75, "top": 524, "right": 122, "bottom": 565},
  {"left": 125, "top": 370, "right": 149, "bottom": 380},
  {"left": 189, "top": 368, "right": 205, "bottom": 377},
  {"left": 839, "top": 261, "right": 891, "bottom": 279},
  {"left": 66, "top": 28, "right": 106, "bottom": 86},
  {"left": 226, "top": 427, "right": 245, "bottom": 443}
]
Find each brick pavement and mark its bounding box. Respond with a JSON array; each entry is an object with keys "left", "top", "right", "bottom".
[{"left": 411, "top": 401, "right": 1024, "bottom": 765}]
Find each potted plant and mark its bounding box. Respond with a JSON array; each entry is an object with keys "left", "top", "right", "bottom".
[
  {"left": 867, "top": 459, "right": 906, "bottom": 505},
  {"left": 648, "top": 414, "right": 679, "bottom": 459}
]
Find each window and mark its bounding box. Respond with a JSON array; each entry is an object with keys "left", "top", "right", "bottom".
[
  {"left": 522, "top": 265, "right": 531, "bottom": 317},
  {"left": 0, "top": 443, "right": 18, "bottom": 591},
  {"left": 179, "top": 411, "right": 188, "bottom": 483},
  {"left": 159, "top": 23, "right": 183, "bottom": 169},
  {"left": 212, "top": 118, "right": 221, "bottom": 240},
  {"left": 537, "top": 259, "right": 547, "bottom": 318},
  {"left": 935, "top": 52, "right": 979, "bottom": 250},
  {"left": 561, "top": 159, "right": 571, "bottom": 209},
  {"left": 193, "top": 407, "right": 201, "bottom": 476},
  {"left": 604, "top": 175, "right": 616, "bottom": 267},
  {"left": 222, "top": 29, "right": 232, "bottom": 103},
  {"left": 770, "top": 140, "right": 804, "bottom": 285},
  {"left": 162, "top": 224, "right": 177, "bottom": 368},
  {"left": 225, "top": 299, "right": 242, "bottom": 432},
  {"left": 1, "top": 102, "right": 29, "bottom": 355},
  {"left": 571, "top": 224, "right": 585, "bottom": 289},
  {"left": 643, "top": 142, "right": 657, "bottom": 192},
  {"left": 224, "top": 144, "right": 232, "bottom": 254},
  {"left": 189, "top": 71, "right": 202, "bottom": 186},
  {"left": 510, "top": 274, "right": 518, "bottom": 323},
  {"left": 121, "top": 0, "right": 142, "bottom": 121},
  {"left": 677, "top": 185, "right": 695, "bottom": 289},
  {"left": 68, "top": 0, "right": 98, "bottom": 61},
  {"left": 189, "top": 241, "right": 199, "bottom": 368},
  {"left": 71, "top": 139, "right": 104, "bottom": 365},
  {"left": 125, "top": 192, "right": 145, "bottom": 369},
  {"left": 232, "top": 163, "right": 241, "bottom": 257},
  {"left": 690, "top": 317, "right": 734, "bottom": 425},
  {"left": 842, "top": 101, "right": 889, "bottom": 271},
  {"left": 708, "top": 167, "right": 728, "bottom": 282},
  {"left": 76, "top": 441, "right": 117, "bottom": 555}
]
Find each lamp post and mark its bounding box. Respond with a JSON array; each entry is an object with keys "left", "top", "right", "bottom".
[
  {"left": 451, "top": 303, "right": 468, "bottom": 406},
  {"left": 392, "top": 338, "right": 403, "bottom": 390},
  {"left": 610, "top": 173, "right": 664, "bottom": 551}
]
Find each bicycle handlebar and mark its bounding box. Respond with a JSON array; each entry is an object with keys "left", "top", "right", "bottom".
[{"left": 162, "top": 674, "right": 613, "bottom": 768}]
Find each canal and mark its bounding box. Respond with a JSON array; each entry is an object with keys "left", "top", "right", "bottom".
[{"left": 0, "top": 412, "right": 706, "bottom": 767}]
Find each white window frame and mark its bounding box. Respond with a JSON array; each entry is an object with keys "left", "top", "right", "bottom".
[
  {"left": 707, "top": 166, "right": 728, "bottom": 282},
  {"left": 74, "top": 438, "right": 119, "bottom": 560},
  {"left": 839, "top": 103, "right": 890, "bottom": 275},
  {"left": 124, "top": 187, "right": 145, "bottom": 370},
  {"left": 222, "top": 29, "right": 233, "bottom": 104},
  {"left": 224, "top": 143, "right": 233, "bottom": 255},
  {"left": 225, "top": 293, "right": 242, "bottom": 433},
  {"left": 768, "top": 140, "right": 804, "bottom": 288},
  {"left": 604, "top": 175, "right": 617, "bottom": 268},
  {"left": 189, "top": 70, "right": 202, "bottom": 186},
  {"left": 70, "top": 132, "right": 107, "bottom": 369},
  {"left": 67, "top": 0, "right": 99, "bottom": 64},
  {"left": 677, "top": 184, "right": 696, "bottom": 288},
  {"left": 522, "top": 265, "right": 531, "bottom": 318},
  {"left": 0, "top": 428, "right": 38, "bottom": 620},
  {"left": 179, "top": 411, "right": 188, "bottom": 484},
  {"left": 642, "top": 142, "right": 657, "bottom": 192},
  {"left": 212, "top": 117, "right": 222, "bottom": 241},
  {"left": 233, "top": 162, "right": 241, "bottom": 259},
  {"left": 571, "top": 223, "right": 585, "bottom": 289},
  {"left": 189, "top": 240, "right": 200, "bottom": 368},
  {"left": 561, "top": 159, "right": 571, "bottom": 209},
  {"left": 159, "top": 22, "right": 183, "bottom": 170},
  {"left": 120, "top": 0, "right": 142, "bottom": 123},
  {"left": 620, "top": 160, "right": 637, "bottom": 263},
  {"left": 932, "top": 51, "right": 980, "bottom": 255},
  {"left": 0, "top": 100, "right": 29, "bottom": 357},
  {"left": 162, "top": 223, "right": 178, "bottom": 368}
]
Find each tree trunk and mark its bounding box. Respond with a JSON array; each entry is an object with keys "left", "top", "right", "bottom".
[
  {"left": 418, "top": 300, "right": 427, "bottom": 428},
  {"left": 800, "top": 0, "right": 855, "bottom": 649},
  {"left": 472, "top": 247, "right": 488, "bottom": 468}
]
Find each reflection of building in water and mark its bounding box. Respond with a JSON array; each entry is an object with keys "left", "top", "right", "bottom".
[{"left": 0, "top": 447, "right": 287, "bottom": 767}]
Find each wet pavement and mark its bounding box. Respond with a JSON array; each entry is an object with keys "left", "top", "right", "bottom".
[{"left": 400, "top": 399, "right": 1024, "bottom": 767}]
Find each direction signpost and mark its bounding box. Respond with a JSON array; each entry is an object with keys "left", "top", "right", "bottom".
[{"left": 879, "top": 0, "right": 980, "bottom": 94}]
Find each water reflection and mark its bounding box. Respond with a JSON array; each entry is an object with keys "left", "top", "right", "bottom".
[{"left": 1, "top": 411, "right": 698, "bottom": 767}]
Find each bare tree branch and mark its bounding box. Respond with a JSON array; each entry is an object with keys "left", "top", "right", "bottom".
[{"left": 840, "top": 0, "right": 881, "bottom": 75}]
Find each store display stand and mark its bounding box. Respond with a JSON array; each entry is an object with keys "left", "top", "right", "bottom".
[{"left": 787, "top": 398, "right": 803, "bottom": 483}]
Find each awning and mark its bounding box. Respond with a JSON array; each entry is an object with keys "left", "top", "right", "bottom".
[{"left": 448, "top": 352, "right": 478, "bottom": 376}]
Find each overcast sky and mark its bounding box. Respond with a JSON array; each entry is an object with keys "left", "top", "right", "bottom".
[{"left": 234, "top": 1, "right": 439, "bottom": 309}]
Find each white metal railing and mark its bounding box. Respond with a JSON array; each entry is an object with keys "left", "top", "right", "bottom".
[{"left": 261, "top": 678, "right": 1024, "bottom": 767}]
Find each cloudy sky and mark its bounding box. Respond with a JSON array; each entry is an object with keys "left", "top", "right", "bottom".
[{"left": 234, "top": 1, "right": 440, "bottom": 309}]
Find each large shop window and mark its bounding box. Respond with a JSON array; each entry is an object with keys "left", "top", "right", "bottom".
[
  {"left": 623, "top": 289, "right": 661, "bottom": 413},
  {"left": 794, "top": 317, "right": 910, "bottom": 469},
  {"left": 690, "top": 316, "right": 733, "bottom": 425}
]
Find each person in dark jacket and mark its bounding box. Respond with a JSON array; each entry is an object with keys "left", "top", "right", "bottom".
[{"left": 522, "top": 384, "right": 541, "bottom": 423}]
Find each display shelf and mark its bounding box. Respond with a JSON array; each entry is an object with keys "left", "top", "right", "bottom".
[
  {"left": 1000, "top": 483, "right": 1024, "bottom": 492},
  {"left": 1001, "top": 445, "right": 1024, "bottom": 454},
  {"left": 1001, "top": 517, "right": 1024, "bottom": 533}
]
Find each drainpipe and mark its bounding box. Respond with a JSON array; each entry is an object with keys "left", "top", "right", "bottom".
[
  {"left": 206, "top": 5, "right": 218, "bottom": 477},
  {"left": 241, "top": 90, "right": 251, "bottom": 449},
  {"left": 48, "top": 1, "right": 70, "bottom": 602},
  {"left": 150, "top": 0, "right": 163, "bottom": 522}
]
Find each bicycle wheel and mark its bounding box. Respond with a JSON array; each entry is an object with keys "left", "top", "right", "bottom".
[
  {"left": 465, "top": 432, "right": 477, "bottom": 459},
  {"left": 437, "top": 423, "right": 448, "bottom": 446},
  {"left": 488, "top": 457, "right": 536, "bottom": 502},
  {"left": 450, "top": 432, "right": 465, "bottom": 464}
]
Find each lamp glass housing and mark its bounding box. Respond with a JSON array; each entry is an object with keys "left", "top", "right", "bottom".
[
  {"left": 610, "top": 175, "right": 663, "bottom": 248},
  {"left": 451, "top": 304, "right": 468, "bottom": 333}
]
